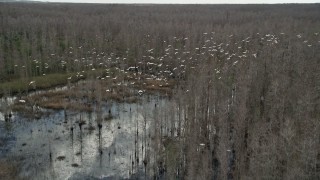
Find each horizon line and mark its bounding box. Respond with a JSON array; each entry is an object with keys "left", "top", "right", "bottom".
[{"left": 2, "top": 1, "right": 319, "bottom": 5}]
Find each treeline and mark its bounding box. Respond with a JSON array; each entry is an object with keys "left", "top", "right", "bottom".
[{"left": 0, "top": 3, "right": 319, "bottom": 82}]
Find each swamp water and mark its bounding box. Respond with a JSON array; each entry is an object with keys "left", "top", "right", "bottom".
[{"left": 0, "top": 94, "right": 170, "bottom": 179}]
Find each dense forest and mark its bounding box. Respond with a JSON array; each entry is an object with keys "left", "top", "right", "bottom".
[{"left": 0, "top": 2, "right": 319, "bottom": 179}]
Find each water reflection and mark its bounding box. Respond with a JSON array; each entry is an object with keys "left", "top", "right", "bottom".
[{"left": 0, "top": 95, "right": 167, "bottom": 179}]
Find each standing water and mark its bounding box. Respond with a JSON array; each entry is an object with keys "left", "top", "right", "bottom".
[{"left": 0, "top": 94, "right": 169, "bottom": 179}]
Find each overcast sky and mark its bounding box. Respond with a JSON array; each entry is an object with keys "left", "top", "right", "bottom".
[{"left": 28, "top": 0, "right": 320, "bottom": 4}]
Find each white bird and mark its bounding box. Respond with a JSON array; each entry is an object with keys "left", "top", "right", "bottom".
[
  {"left": 19, "top": 100, "right": 26, "bottom": 103},
  {"left": 138, "top": 90, "right": 144, "bottom": 96}
]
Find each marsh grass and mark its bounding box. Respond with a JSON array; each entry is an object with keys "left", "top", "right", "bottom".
[
  {"left": 8, "top": 69, "right": 176, "bottom": 119},
  {"left": 0, "top": 73, "right": 84, "bottom": 98},
  {"left": 0, "top": 68, "right": 115, "bottom": 98}
]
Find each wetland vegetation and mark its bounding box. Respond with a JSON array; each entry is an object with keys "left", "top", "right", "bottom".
[{"left": 0, "top": 2, "right": 319, "bottom": 179}]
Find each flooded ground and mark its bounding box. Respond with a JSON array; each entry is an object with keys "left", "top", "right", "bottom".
[{"left": 0, "top": 94, "right": 168, "bottom": 179}]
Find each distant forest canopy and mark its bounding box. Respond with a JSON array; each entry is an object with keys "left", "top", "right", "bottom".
[{"left": 0, "top": 3, "right": 319, "bottom": 82}]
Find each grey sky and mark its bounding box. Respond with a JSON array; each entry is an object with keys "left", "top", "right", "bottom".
[{"left": 31, "top": 0, "right": 320, "bottom": 4}]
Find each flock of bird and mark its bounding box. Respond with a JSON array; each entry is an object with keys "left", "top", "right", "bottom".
[
  {"left": 1, "top": 31, "right": 319, "bottom": 180},
  {"left": 4, "top": 31, "right": 320, "bottom": 114},
  {"left": 6, "top": 30, "right": 319, "bottom": 159},
  {"left": 53, "top": 31, "right": 319, "bottom": 92}
]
